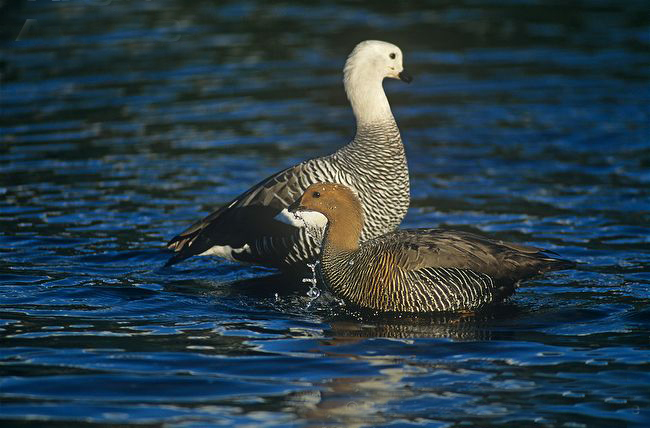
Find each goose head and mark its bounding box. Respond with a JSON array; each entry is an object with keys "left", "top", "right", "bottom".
[
  {"left": 288, "top": 183, "right": 364, "bottom": 251},
  {"left": 344, "top": 40, "right": 412, "bottom": 84},
  {"left": 342, "top": 40, "right": 411, "bottom": 125}
]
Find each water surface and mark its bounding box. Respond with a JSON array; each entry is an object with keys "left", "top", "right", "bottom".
[{"left": 1, "top": 0, "right": 649, "bottom": 426}]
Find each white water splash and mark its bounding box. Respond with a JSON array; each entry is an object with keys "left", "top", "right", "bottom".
[{"left": 303, "top": 261, "right": 321, "bottom": 307}]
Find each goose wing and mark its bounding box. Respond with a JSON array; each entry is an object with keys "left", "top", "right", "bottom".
[
  {"left": 165, "top": 160, "right": 322, "bottom": 267},
  {"left": 351, "top": 229, "right": 572, "bottom": 311},
  {"left": 376, "top": 229, "right": 572, "bottom": 281}
]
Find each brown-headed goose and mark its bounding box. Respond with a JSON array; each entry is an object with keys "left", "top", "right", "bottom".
[{"left": 288, "top": 183, "right": 574, "bottom": 313}]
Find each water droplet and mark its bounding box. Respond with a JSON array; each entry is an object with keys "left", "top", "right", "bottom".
[{"left": 307, "top": 286, "right": 320, "bottom": 299}]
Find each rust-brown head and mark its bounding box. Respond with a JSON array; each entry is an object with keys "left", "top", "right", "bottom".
[{"left": 288, "top": 183, "right": 364, "bottom": 251}]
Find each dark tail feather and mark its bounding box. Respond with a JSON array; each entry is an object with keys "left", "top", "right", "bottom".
[
  {"left": 538, "top": 255, "right": 576, "bottom": 273},
  {"left": 167, "top": 233, "right": 190, "bottom": 252},
  {"left": 164, "top": 229, "right": 205, "bottom": 267}
]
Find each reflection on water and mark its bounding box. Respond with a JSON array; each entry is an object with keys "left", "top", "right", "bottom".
[{"left": 2, "top": 0, "right": 649, "bottom": 426}]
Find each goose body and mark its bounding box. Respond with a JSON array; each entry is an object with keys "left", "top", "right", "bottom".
[
  {"left": 166, "top": 41, "right": 412, "bottom": 271},
  {"left": 289, "top": 183, "right": 574, "bottom": 313}
]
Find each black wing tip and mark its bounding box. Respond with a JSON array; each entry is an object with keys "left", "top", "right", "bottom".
[
  {"left": 163, "top": 235, "right": 186, "bottom": 267},
  {"left": 166, "top": 235, "right": 184, "bottom": 250}
]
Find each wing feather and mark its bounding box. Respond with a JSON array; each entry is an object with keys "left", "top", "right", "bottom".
[
  {"left": 165, "top": 160, "right": 324, "bottom": 267},
  {"left": 365, "top": 229, "right": 572, "bottom": 280}
]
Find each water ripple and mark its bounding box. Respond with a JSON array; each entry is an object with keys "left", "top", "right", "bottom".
[{"left": 2, "top": 0, "right": 649, "bottom": 426}]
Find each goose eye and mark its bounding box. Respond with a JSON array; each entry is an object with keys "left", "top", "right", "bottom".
[
  {"left": 312, "top": 191, "right": 320, "bottom": 198},
  {"left": 389, "top": 52, "right": 396, "bottom": 59}
]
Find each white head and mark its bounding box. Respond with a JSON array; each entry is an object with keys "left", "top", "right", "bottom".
[
  {"left": 344, "top": 40, "right": 410, "bottom": 85},
  {"left": 342, "top": 40, "right": 411, "bottom": 125}
]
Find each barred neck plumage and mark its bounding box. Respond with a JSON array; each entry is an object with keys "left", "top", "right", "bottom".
[
  {"left": 327, "top": 118, "right": 409, "bottom": 243},
  {"left": 318, "top": 214, "right": 367, "bottom": 302},
  {"left": 335, "top": 119, "right": 404, "bottom": 165},
  {"left": 319, "top": 244, "right": 358, "bottom": 296}
]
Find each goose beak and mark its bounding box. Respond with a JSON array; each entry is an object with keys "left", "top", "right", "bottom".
[
  {"left": 287, "top": 200, "right": 304, "bottom": 213},
  {"left": 398, "top": 71, "right": 412, "bottom": 83}
]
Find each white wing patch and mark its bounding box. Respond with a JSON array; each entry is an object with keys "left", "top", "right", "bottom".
[
  {"left": 274, "top": 208, "right": 328, "bottom": 229},
  {"left": 199, "top": 243, "right": 251, "bottom": 261}
]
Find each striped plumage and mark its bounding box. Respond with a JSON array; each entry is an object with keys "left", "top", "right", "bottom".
[
  {"left": 289, "top": 183, "right": 575, "bottom": 313},
  {"left": 165, "top": 41, "right": 411, "bottom": 271}
]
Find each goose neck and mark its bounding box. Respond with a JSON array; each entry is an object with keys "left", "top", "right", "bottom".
[
  {"left": 345, "top": 74, "right": 394, "bottom": 126},
  {"left": 321, "top": 218, "right": 362, "bottom": 255}
]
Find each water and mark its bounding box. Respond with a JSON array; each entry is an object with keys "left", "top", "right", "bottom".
[{"left": 2, "top": 0, "right": 649, "bottom": 426}]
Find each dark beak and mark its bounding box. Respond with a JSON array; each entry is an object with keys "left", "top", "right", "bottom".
[
  {"left": 287, "top": 199, "right": 303, "bottom": 213},
  {"left": 398, "top": 71, "right": 412, "bottom": 83}
]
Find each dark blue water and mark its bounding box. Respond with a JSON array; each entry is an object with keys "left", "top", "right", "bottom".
[{"left": 2, "top": 0, "right": 649, "bottom": 426}]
